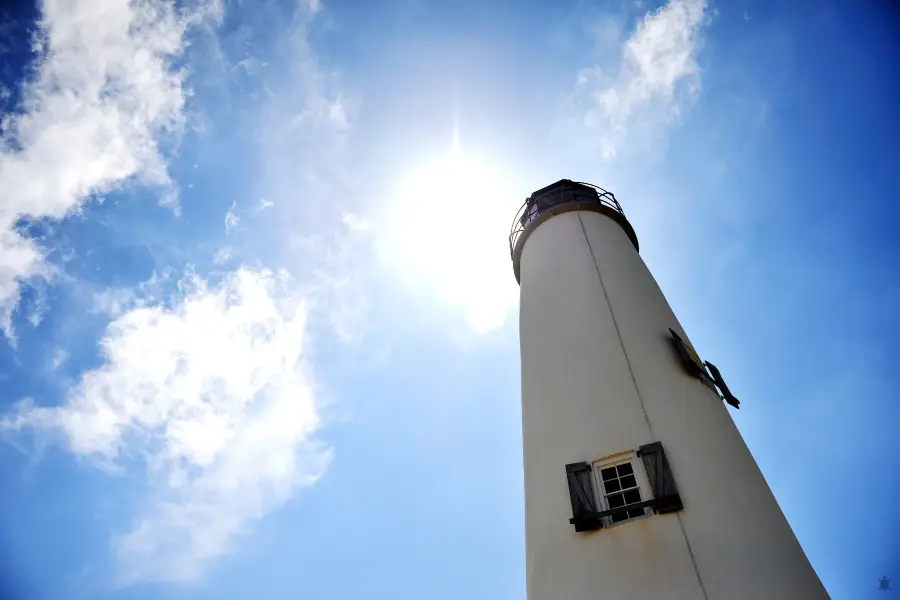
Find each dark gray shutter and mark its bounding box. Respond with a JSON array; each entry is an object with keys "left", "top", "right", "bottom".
[
  {"left": 704, "top": 361, "right": 740, "bottom": 408},
  {"left": 669, "top": 328, "right": 704, "bottom": 378},
  {"left": 638, "top": 442, "right": 683, "bottom": 514},
  {"left": 565, "top": 462, "right": 601, "bottom": 531}
]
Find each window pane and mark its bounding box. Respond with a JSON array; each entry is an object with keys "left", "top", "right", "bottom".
[
  {"left": 608, "top": 493, "right": 626, "bottom": 508},
  {"left": 619, "top": 475, "right": 636, "bottom": 490},
  {"left": 596, "top": 459, "right": 647, "bottom": 525},
  {"left": 623, "top": 489, "right": 642, "bottom": 505},
  {"left": 603, "top": 478, "right": 621, "bottom": 493}
]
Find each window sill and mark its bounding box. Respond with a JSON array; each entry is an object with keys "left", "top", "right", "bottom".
[{"left": 569, "top": 494, "right": 682, "bottom": 530}]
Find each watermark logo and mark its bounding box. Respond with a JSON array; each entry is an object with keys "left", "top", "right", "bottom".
[{"left": 879, "top": 576, "right": 891, "bottom": 591}]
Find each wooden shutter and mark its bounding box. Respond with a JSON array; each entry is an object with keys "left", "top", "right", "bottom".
[
  {"left": 565, "top": 462, "right": 602, "bottom": 531},
  {"left": 704, "top": 361, "right": 741, "bottom": 408},
  {"left": 669, "top": 328, "right": 705, "bottom": 378},
  {"left": 638, "top": 442, "right": 683, "bottom": 514}
]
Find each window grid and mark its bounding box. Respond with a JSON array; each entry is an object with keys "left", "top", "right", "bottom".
[{"left": 597, "top": 461, "right": 646, "bottom": 524}]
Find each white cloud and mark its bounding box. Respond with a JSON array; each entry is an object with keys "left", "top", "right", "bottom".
[
  {"left": 0, "top": 0, "right": 348, "bottom": 586},
  {"left": 2, "top": 268, "right": 328, "bottom": 583},
  {"left": 224, "top": 201, "right": 240, "bottom": 234},
  {"left": 576, "top": 0, "right": 708, "bottom": 158},
  {"left": 0, "top": 0, "right": 215, "bottom": 336}
]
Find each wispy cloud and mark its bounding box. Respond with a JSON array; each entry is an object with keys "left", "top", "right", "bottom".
[
  {"left": 302, "top": 0, "right": 322, "bottom": 15},
  {"left": 213, "top": 246, "right": 235, "bottom": 265},
  {"left": 49, "top": 347, "right": 68, "bottom": 371},
  {"left": 576, "top": 0, "right": 708, "bottom": 158},
  {"left": 91, "top": 269, "right": 174, "bottom": 318},
  {"left": 289, "top": 91, "right": 354, "bottom": 133},
  {"left": 292, "top": 211, "right": 372, "bottom": 344},
  {"left": 247, "top": 1, "right": 365, "bottom": 341},
  {"left": 3, "top": 268, "right": 328, "bottom": 583},
  {"left": 224, "top": 201, "right": 240, "bottom": 234},
  {"left": 0, "top": 0, "right": 218, "bottom": 336}
]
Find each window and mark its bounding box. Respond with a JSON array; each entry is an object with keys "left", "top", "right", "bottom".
[
  {"left": 594, "top": 459, "right": 647, "bottom": 525},
  {"left": 565, "top": 442, "right": 683, "bottom": 532}
]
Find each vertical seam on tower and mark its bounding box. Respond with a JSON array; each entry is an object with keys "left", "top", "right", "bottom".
[
  {"left": 676, "top": 513, "right": 710, "bottom": 600},
  {"left": 575, "top": 210, "right": 710, "bottom": 600},
  {"left": 575, "top": 210, "right": 654, "bottom": 439}
]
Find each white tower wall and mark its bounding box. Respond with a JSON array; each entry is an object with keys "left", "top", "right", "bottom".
[{"left": 516, "top": 202, "right": 828, "bottom": 600}]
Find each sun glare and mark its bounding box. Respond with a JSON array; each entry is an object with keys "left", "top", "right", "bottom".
[{"left": 379, "top": 150, "right": 521, "bottom": 333}]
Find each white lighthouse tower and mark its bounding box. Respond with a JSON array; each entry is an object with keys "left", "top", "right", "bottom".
[{"left": 510, "top": 180, "right": 828, "bottom": 600}]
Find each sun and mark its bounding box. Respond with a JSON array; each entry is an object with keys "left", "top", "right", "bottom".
[{"left": 379, "top": 147, "right": 521, "bottom": 332}]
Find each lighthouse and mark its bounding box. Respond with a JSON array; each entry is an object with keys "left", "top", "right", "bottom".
[{"left": 510, "top": 180, "right": 828, "bottom": 599}]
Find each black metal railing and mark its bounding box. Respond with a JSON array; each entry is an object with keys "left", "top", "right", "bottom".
[{"left": 509, "top": 180, "right": 625, "bottom": 260}]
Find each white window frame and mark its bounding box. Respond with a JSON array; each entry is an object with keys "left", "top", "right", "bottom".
[{"left": 591, "top": 453, "right": 652, "bottom": 528}]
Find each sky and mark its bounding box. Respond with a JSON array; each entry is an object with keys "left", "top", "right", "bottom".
[{"left": 0, "top": 0, "right": 898, "bottom": 598}]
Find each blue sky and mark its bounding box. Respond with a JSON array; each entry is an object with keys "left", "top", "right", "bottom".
[{"left": 0, "top": 0, "right": 898, "bottom": 598}]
